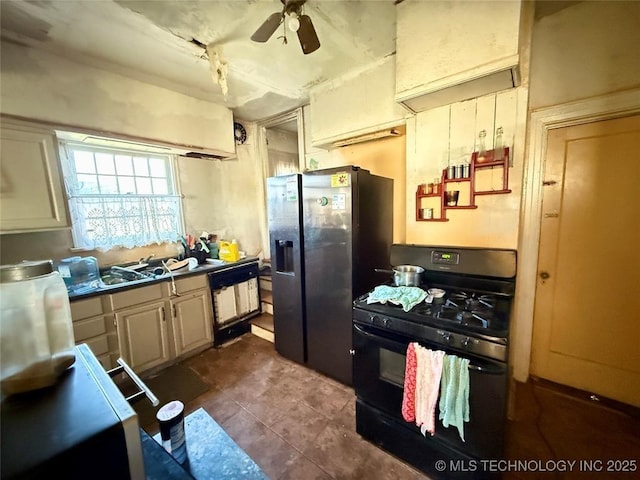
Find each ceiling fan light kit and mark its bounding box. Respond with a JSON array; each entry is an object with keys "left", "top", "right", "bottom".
[{"left": 251, "top": 0, "right": 320, "bottom": 55}]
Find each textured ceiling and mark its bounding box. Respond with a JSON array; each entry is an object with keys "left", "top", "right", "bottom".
[{"left": 1, "top": 0, "right": 397, "bottom": 122}]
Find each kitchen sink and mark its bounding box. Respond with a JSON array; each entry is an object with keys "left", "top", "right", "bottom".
[{"left": 100, "top": 265, "right": 159, "bottom": 286}]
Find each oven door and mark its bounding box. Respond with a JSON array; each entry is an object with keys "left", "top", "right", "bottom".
[{"left": 352, "top": 321, "right": 508, "bottom": 459}]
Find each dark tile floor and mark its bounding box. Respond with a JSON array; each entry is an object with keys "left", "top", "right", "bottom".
[{"left": 149, "top": 333, "right": 640, "bottom": 480}]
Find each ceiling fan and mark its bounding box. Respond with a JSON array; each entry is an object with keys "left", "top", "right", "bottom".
[{"left": 251, "top": 0, "right": 320, "bottom": 55}]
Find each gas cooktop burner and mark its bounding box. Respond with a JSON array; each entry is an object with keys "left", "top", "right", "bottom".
[
  {"left": 437, "top": 291, "right": 497, "bottom": 328},
  {"left": 437, "top": 304, "right": 493, "bottom": 329},
  {"left": 355, "top": 286, "right": 509, "bottom": 335}
]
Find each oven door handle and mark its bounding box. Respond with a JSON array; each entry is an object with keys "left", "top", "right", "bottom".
[
  {"left": 354, "top": 323, "right": 505, "bottom": 375},
  {"left": 353, "top": 323, "right": 408, "bottom": 353}
]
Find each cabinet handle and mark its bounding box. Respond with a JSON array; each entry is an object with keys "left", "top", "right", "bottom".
[
  {"left": 173, "top": 304, "right": 177, "bottom": 318},
  {"left": 161, "top": 306, "right": 166, "bottom": 322}
]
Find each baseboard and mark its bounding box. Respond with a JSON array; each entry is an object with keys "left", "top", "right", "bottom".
[{"left": 528, "top": 376, "right": 640, "bottom": 419}]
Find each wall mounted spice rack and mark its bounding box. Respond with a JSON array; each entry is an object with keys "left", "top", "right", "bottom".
[{"left": 415, "top": 147, "right": 511, "bottom": 222}]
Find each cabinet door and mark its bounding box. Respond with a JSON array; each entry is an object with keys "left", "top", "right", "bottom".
[
  {"left": 309, "top": 56, "right": 405, "bottom": 148},
  {"left": 395, "top": 0, "right": 522, "bottom": 111},
  {"left": 172, "top": 290, "right": 213, "bottom": 357},
  {"left": 0, "top": 123, "right": 70, "bottom": 232},
  {"left": 115, "top": 300, "right": 170, "bottom": 373}
]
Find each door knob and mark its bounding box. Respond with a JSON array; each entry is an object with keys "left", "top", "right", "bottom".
[{"left": 539, "top": 271, "right": 550, "bottom": 280}]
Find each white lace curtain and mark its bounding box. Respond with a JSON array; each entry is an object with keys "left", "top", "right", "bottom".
[{"left": 69, "top": 195, "right": 182, "bottom": 250}]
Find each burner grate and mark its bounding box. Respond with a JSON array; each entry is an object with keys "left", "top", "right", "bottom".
[{"left": 356, "top": 284, "right": 510, "bottom": 335}]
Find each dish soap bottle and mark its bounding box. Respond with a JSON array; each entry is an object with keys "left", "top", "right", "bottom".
[{"left": 208, "top": 234, "right": 219, "bottom": 259}]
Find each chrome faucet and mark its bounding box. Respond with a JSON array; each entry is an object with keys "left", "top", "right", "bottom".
[{"left": 139, "top": 254, "right": 155, "bottom": 264}]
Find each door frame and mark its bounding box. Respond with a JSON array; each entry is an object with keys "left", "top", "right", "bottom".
[
  {"left": 511, "top": 88, "right": 640, "bottom": 382},
  {"left": 255, "top": 107, "right": 305, "bottom": 260}
]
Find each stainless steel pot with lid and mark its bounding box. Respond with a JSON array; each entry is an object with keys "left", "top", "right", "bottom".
[{"left": 374, "top": 265, "right": 424, "bottom": 287}]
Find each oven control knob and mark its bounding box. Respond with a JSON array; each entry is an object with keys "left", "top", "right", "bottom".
[
  {"left": 368, "top": 314, "right": 377, "bottom": 324},
  {"left": 438, "top": 331, "right": 454, "bottom": 345},
  {"left": 462, "top": 337, "right": 478, "bottom": 349},
  {"left": 381, "top": 317, "right": 389, "bottom": 327}
]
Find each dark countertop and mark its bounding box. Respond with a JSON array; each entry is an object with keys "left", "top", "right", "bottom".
[
  {"left": 144, "top": 408, "right": 267, "bottom": 480},
  {"left": 69, "top": 257, "right": 260, "bottom": 301}
]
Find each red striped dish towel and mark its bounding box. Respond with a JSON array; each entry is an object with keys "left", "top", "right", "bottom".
[{"left": 401, "top": 342, "right": 417, "bottom": 422}]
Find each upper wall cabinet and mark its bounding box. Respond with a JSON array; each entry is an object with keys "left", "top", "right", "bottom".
[
  {"left": 0, "top": 120, "right": 70, "bottom": 233},
  {"left": 310, "top": 56, "right": 407, "bottom": 149},
  {"left": 396, "top": 0, "right": 524, "bottom": 113}
]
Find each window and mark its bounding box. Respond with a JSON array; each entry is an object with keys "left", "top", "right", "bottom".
[{"left": 60, "top": 141, "right": 183, "bottom": 250}]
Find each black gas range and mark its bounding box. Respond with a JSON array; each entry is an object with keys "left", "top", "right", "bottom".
[
  {"left": 353, "top": 269, "right": 514, "bottom": 363},
  {"left": 352, "top": 244, "right": 516, "bottom": 479}
]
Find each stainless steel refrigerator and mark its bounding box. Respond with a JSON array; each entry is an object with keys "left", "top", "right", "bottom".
[{"left": 267, "top": 166, "right": 393, "bottom": 386}]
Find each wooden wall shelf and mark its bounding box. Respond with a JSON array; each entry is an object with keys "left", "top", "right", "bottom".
[{"left": 416, "top": 147, "right": 510, "bottom": 222}]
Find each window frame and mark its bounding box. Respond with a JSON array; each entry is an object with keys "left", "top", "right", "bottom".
[{"left": 59, "top": 139, "right": 185, "bottom": 251}]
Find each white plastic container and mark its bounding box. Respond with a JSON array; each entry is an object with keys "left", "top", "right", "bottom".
[{"left": 0, "top": 260, "right": 76, "bottom": 395}]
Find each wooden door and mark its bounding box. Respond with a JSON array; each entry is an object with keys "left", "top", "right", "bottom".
[{"left": 530, "top": 114, "right": 640, "bottom": 407}]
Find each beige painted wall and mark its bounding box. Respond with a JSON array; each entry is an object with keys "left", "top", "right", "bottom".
[
  {"left": 178, "top": 122, "right": 264, "bottom": 259},
  {"left": 0, "top": 227, "right": 180, "bottom": 269},
  {"left": 528, "top": 1, "right": 640, "bottom": 111},
  {"left": 0, "top": 41, "right": 234, "bottom": 155},
  {"left": 304, "top": 134, "right": 406, "bottom": 244},
  {"left": 405, "top": 88, "right": 528, "bottom": 250}
]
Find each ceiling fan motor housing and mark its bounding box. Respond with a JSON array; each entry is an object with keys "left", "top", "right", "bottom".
[
  {"left": 252, "top": 0, "right": 319, "bottom": 54},
  {"left": 284, "top": 0, "right": 306, "bottom": 16}
]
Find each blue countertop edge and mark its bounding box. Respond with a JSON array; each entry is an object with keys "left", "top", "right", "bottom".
[{"left": 69, "top": 257, "right": 260, "bottom": 301}]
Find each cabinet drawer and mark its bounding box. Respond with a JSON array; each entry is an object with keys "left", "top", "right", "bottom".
[
  {"left": 85, "top": 335, "right": 110, "bottom": 357},
  {"left": 173, "top": 274, "right": 208, "bottom": 295},
  {"left": 73, "top": 316, "right": 108, "bottom": 341},
  {"left": 70, "top": 296, "right": 104, "bottom": 321},
  {"left": 108, "top": 283, "right": 164, "bottom": 310}
]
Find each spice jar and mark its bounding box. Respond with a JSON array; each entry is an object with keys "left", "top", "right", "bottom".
[
  {"left": 432, "top": 178, "right": 441, "bottom": 194},
  {"left": 477, "top": 130, "right": 487, "bottom": 162}
]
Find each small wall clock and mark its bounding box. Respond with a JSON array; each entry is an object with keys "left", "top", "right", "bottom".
[{"left": 234, "top": 122, "right": 247, "bottom": 144}]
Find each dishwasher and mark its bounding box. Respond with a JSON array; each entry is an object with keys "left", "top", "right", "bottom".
[{"left": 208, "top": 261, "right": 261, "bottom": 346}]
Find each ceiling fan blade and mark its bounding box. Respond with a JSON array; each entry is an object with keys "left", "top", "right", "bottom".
[
  {"left": 297, "top": 14, "right": 320, "bottom": 54},
  {"left": 251, "top": 12, "right": 283, "bottom": 42}
]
